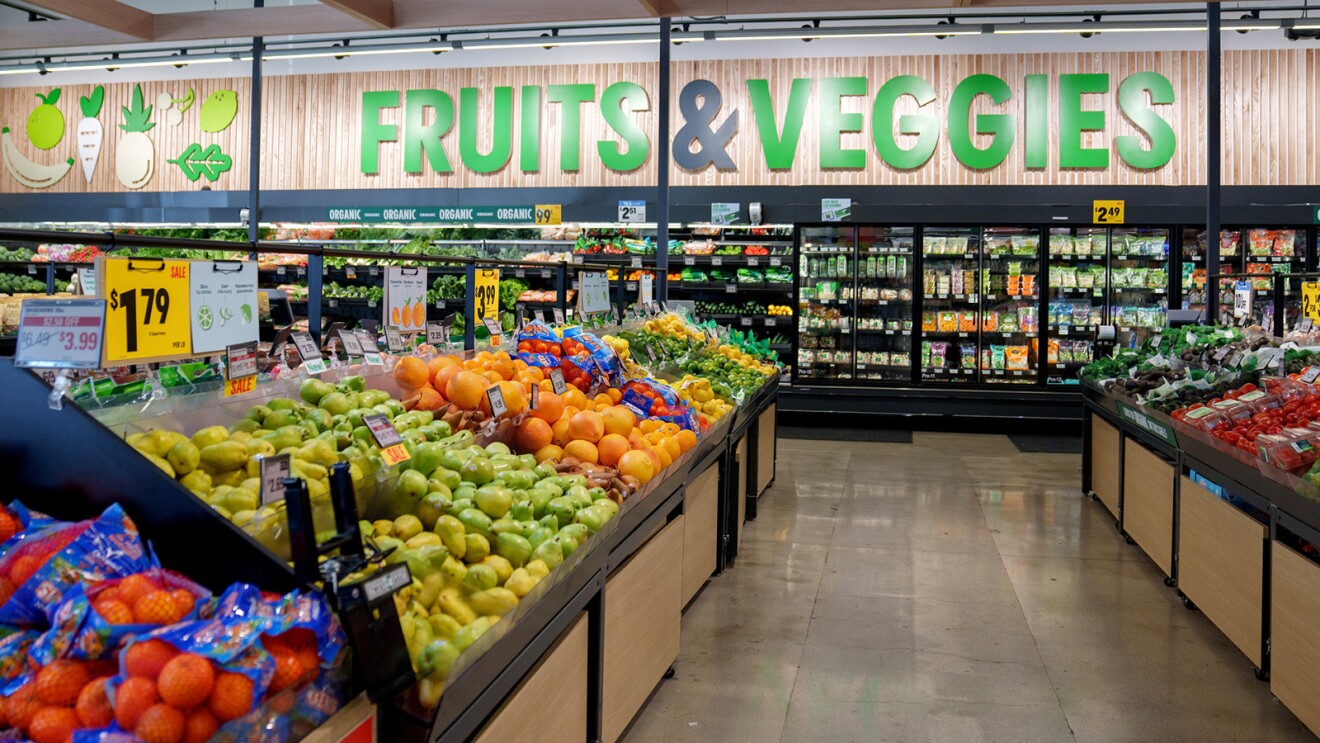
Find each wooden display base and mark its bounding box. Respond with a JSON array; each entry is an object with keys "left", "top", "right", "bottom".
[
  {"left": 683, "top": 463, "right": 720, "bottom": 607},
  {"left": 1122, "top": 439, "right": 1174, "bottom": 576},
  {"left": 474, "top": 614, "right": 589, "bottom": 743},
  {"left": 1178, "top": 476, "right": 1266, "bottom": 666},
  {"left": 755, "top": 403, "right": 777, "bottom": 495},
  {"left": 1271, "top": 542, "right": 1320, "bottom": 738},
  {"left": 1091, "top": 413, "right": 1121, "bottom": 518}
]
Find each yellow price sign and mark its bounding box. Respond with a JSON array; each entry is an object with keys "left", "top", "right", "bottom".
[
  {"left": 224, "top": 374, "right": 256, "bottom": 397},
  {"left": 1093, "top": 200, "right": 1125, "bottom": 225},
  {"left": 474, "top": 269, "right": 499, "bottom": 321},
  {"left": 533, "top": 204, "right": 562, "bottom": 225},
  {"left": 1302, "top": 282, "right": 1320, "bottom": 322},
  {"left": 380, "top": 443, "right": 411, "bottom": 466},
  {"left": 101, "top": 257, "right": 193, "bottom": 365}
]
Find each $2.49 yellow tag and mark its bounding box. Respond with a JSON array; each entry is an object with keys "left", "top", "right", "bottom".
[
  {"left": 101, "top": 257, "right": 193, "bottom": 365},
  {"left": 1093, "top": 200, "right": 1125, "bottom": 225}
]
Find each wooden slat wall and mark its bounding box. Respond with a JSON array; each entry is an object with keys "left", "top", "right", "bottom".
[
  {"left": 260, "top": 63, "right": 658, "bottom": 191},
  {"left": 0, "top": 77, "right": 249, "bottom": 193},
  {"left": 0, "top": 49, "right": 1314, "bottom": 194}
]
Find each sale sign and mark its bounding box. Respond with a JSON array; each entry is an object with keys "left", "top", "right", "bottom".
[
  {"left": 14, "top": 299, "right": 106, "bottom": 369},
  {"left": 100, "top": 257, "right": 192, "bottom": 365}
]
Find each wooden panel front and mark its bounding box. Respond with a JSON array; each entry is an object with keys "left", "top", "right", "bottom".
[
  {"left": 603, "top": 517, "right": 684, "bottom": 743},
  {"left": 1090, "top": 413, "right": 1121, "bottom": 518},
  {"left": 474, "top": 612, "right": 589, "bottom": 743},
  {"left": 683, "top": 462, "right": 720, "bottom": 607},
  {"left": 756, "top": 403, "right": 777, "bottom": 495},
  {"left": 1272, "top": 542, "right": 1320, "bottom": 738},
  {"left": 1121, "top": 439, "right": 1174, "bottom": 576},
  {"left": 1177, "top": 476, "right": 1266, "bottom": 666}
]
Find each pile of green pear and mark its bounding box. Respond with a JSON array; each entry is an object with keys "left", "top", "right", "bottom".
[
  {"left": 353, "top": 440, "right": 620, "bottom": 708},
  {"left": 126, "top": 374, "right": 470, "bottom": 556}
]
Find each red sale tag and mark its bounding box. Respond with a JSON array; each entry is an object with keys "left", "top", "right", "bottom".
[{"left": 224, "top": 375, "right": 256, "bottom": 397}]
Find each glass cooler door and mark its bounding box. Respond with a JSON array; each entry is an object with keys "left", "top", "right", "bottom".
[
  {"left": 1240, "top": 227, "right": 1307, "bottom": 331},
  {"left": 797, "top": 226, "right": 856, "bottom": 382},
  {"left": 1108, "top": 227, "right": 1170, "bottom": 347},
  {"left": 1045, "top": 227, "right": 1107, "bottom": 385},
  {"left": 980, "top": 226, "right": 1041, "bottom": 385},
  {"left": 1180, "top": 228, "right": 1242, "bottom": 323},
  {"left": 854, "top": 226, "right": 915, "bottom": 383},
  {"left": 920, "top": 226, "right": 981, "bottom": 384}
]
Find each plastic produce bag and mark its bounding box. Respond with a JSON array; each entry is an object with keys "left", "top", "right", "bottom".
[
  {"left": 620, "top": 378, "right": 699, "bottom": 431},
  {"left": 0, "top": 505, "right": 152, "bottom": 627}
]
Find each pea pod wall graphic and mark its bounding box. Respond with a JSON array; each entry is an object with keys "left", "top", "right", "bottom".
[
  {"left": 168, "top": 143, "right": 232, "bottom": 182},
  {"left": 77, "top": 86, "right": 104, "bottom": 183}
]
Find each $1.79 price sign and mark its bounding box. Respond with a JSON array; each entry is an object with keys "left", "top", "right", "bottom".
[{"left": 102, "top": 257, "right": 192, "bottom": 365}]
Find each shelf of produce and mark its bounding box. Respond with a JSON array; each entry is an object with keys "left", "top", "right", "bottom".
[
  {"left": 0, "top": 260, "right": 83, "bottom": 271},
  {"left": 922, "top": 293, "right": 979, "bottom": 302},
  {"left": 984, "top": 253, "right": 1041, "bottom": 260},
  {"left": 1050, "top": 254, "right": 1107, "bottom": 261},
  {"left": 1178, "top": 475, "right": 1267, "bottom": 666},
  {"left": 1051, "top": 325, "right": 1098, "bottom": 335},
  {"left": 675, "top": 256, "right": 789, "bottom": 267},
  {"left": 677, "top": 281, "right": 793, "bottom": 292},
  {"left": 857, "top": 329, "right": 910, "bottom": 336},
  {"left": 983, "top": 369, "right": 1036, "bottom": 380},
  {"left": 923, "top": 252, "right": 979, "bottom": 261}
]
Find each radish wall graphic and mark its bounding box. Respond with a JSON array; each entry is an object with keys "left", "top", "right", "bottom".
[{"left": 77, "top": 86, "right": 104, "bottom": 183}]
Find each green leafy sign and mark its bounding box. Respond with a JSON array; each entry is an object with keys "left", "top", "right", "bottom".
[{"left": 168, "top": 142, "right": 232, "bottom": 182}]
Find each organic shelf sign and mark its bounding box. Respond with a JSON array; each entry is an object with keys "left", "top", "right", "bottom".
[{"left": 323, "top": 205, "right": 560, "bottom": 224}]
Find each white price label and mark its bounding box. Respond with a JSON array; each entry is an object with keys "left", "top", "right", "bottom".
[
  {"left": 385, "top": 327, "right": 405, "bottom": 352},
  {"left": 482, "top": 317, "right": 503, "bottom": 339},
  {"left": 765, "top": 318, "right": 777, "bottom": 327},
  {"left": 553, "top": 308, "right": 565, "bottom": 325},
  {"left": 345, "top": 267, "right": 356, "bottom": 279},
  {"left": 725, "top": 284, "right": 737, "bottom": 294},
  {"left": 486, "top": 385, "right": 508, "bottom": 418},
  {"left": 354, "top": 330, "right": 377, "bottom": 354},
  {"left": 533, "top": 310, "right": 546, "bottom": 323},
  {"left": 363, "top": 413, "right": 404, "bottom": 448},
  {"left": 541, "top": 269, "right": 552, "bottom": 279},
  {"left": 630, "top": 256, "right": 642, "bottom": 269},
  {"left": 684, "top": 257, "right": 695, "bottom": 266},
  {"left": 515, "top": 269, "right": 526, "bottom": 278},
  {"left": 579, "top": 272, "right": 611, "bottom": 314},
  {"left": 339, "top": 331, "right": 363, "bottom": 356},
  {"left": 638, "top": 274, "right": 653, "bottom": 306},
  {"left": 15, "top": 299, "right": 106, "bottom": 369},
  {"left": 530, "top": 384, "right": 540, "bottom": 410},
  {"left": 1300, "top": 318, "right": 1314, "bottom": 333},
  {"left": 226, "top": 341, "right": 258, "bottom": 379},
  {"left": 747, "top": 257, "right": 759, "bottom": 266},
  {"left": 291, "top": 331, "right": 321, "bottom": 363},
  {"left": 77, "top": 267, "right": 96, "bottom": 296},
  {"left": 1301, "top": 366, "right": 1320, "bottom": 384},
  {"left": 549, "top": 367, "right": 567, "bottom": 395},
  {"left": 770, "top": 257, "right": 782, "bottom": 267},
  {"left": 426, "top": 321, "right": 449, "bottom": 345},
  {"left": 618, "top": 200, "right": 646, "bottom": 223},
  {"left": 260, "top": 453, "right": 291, "bottom": 506},
  {"left": 740, "top": 317, "right": 752, "bottom": 327}
]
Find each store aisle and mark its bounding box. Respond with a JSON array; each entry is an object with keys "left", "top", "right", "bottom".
[{"left": 620, "top": 432, "right": 1315, "bottom": 743}]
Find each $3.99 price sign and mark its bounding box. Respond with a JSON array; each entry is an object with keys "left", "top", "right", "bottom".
[
  {"left": 102, "top": 257, "right": 193, "bottom": 365},
  {"left": 474, "top": 269, "right": 500, "bottom": 322}
]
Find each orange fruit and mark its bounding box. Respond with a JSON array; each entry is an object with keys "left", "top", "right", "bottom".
[
  {"left": 133, "top": 591, "right": 184, "bottom": 625},
  {"left": 618, "top": 450, "right": 656, "bottom": 485},
  {"left": 392, "top": 356, "right": 430, "bottom": 389},
  {"left": 653, "top": 444, "right": 673, "bottom": 469},
  {"left": 181, "top": 708, "right": 220, "bottom": 743},
  {"left": 593, "top": 393, "right": 612, "bottom": 408},
  {"left": 0, "top": 576, "right": 18, "bottom": 606},
  {"left": 427, "top": 355, "right": 459, "bottom": 386},
  {"left": 597, "top": 434, "right": 630, "bottom": 467},
  {"left": 561, "top": 387, "right": 588, "bottom": 411},
  {"left": 114, "top": 676, "right": 159, "bottom": 730},
  {"left": 563, "top": 440, "right": 600, "bottom": 464},
  {"left": 124, "top": 639, "right": 179, "bottom": 680},
  {"left": 534, "top": 444, "right": 564, "bottom": 463},
  {"left": 168, "top": 589, "right": 195, "bottom": 618},
  {"left": 607, "top": 387, "right": 622, "bottom": 403},
  {"left": 445, "top": 371, "right": 487, "bottom": 410},
  {"left": 567, "top": 411, "right": 604, "bottom": 443},
  {"left": 208, "top": 672, "right": 254, "bottom": 722},
  {"left": 638, "top": 419, "right": 661, "bottom": 434},
  {"left": 76, "top": 677, "right": 113, "bottom": 728},
  {"left": 639, "top": 445, "right": 663, "bottom": 473},
  {"left": 10, "top": 554, "right": 43, "bottom": 586},
  {"left": 522, "top": 366, "right": 544, "bottom": 382},
  {"left": 117, "top": 574, "right": 161, "bottom": 607},
  {"left": 135, "top": 703, "right": 185, "bottom": 743},
  {"left": 515, "top": 419, "right": 554, "bottom": 453},
  {"left": 490, "top": 358, "right": 515, "bottom": 381},
  {"left": 601, "top": 406, "right": 636, "bottom": 437},
  {"left": 157, "top": 654, "right": 215, "bottom": 709},
  {"left": 434, "top": 364, "right": 462, "bottom": 394},
  {"left": 96, "top": 586, "right": 123, "bottom": 603},
  {"left": 27, "top": 707, "right": 79, "bottom": 743},
  {"left": 266, "top": 645, "right": 304, "bottom": 694},
  {"left": 530, "top": 392, "right": 563, "bottom": 423},
  {"left": 4, "top": 683, "right": 42, "bottom": 732},
  {"left": 676, "top": 429, "right": 698, "bottom": 452},
  {"left": 269, "top": 629, "right": 320, "bottom": 675},
  {"left": 659, "top": 436, "right": 681, "bottom": 460},
  {"left": 660, "top": 422, "right": 682, "bottom": 436},
  {"left": 496, "top": 381, "right": 527, "bottom": 418},
  {"left": 551, "top": 418, "right": 572, "bottom": 447},
  {"left": 35, "top": 659, "right": 90, "bottom": 706},
  {"left": 94, "top": 599, "right": 134, "bottom": 625}
]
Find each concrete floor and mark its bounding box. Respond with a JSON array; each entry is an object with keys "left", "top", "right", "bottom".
[{"left": 620, "top": 431, "right": 1317, "bottom": 743}]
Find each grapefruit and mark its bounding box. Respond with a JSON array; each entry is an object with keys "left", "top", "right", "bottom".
[
  {"left": 567, "top": 411, "right": 604, "bottom": 443},
  {"left": 597, "top": 434, "right": 629, "bottom": 467},
  {"left": 393, "top": 356, "right": 430, "bottom": 389},
  {"left": 601, "top": 406, "right": 636, "bottom": 437},
  {"left": 618, "top": 450, "right": 655, "bottom": 485},
  {"left": 534, "top": 444, "right": 564, "bottom": 463},
  {"left": 530, "top": 392, "right": 564, "bottom": 423},
  {"left": 563, "top": 440, "right": 599, "bottom": 464},
  {"left": 446, "top": 371, "right": 487, "bottom": 410},
  {"left": 515, "top": 419, "right": 554, "bottom": 453}
]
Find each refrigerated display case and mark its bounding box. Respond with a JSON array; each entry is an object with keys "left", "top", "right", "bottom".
[
  {"left": 981, "top": 226, "right": 1042, "bottom": 385},
  {"left": 1046, "top": 227, "right": 1107, "bottom": 385},
  {"left": 1182, "top": 227, "right": 1307, "bottom": 330},
  {"left": 920, "top": 226, "right": 981, "bottom": 384},
  {"left": 796, "top": 226, "right": 855, "bottom": 382},
  {"left": 854, "top": 226, "right": 915, "bottom": 383},
  {"left": 1109, "top": 227, "right": 1170, "bottom": 347}
]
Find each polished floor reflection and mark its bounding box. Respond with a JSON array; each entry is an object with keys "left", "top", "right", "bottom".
[{"left": 620, "top": 431, "right": 1316, "bottom": 743}]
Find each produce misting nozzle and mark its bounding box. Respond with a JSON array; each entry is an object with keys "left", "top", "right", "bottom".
[{"left": 46, "top": 369, "right": 71, "bottom": 410}]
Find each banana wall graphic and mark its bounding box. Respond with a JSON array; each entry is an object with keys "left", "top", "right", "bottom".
[{"left": 2, "top": 87, "right": 73, "bottom": 188}]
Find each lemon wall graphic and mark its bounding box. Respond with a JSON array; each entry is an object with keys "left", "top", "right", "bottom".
[
  {"left": 116, "top": 84, "right": 156, "bottom": 190},
  {"left": 2, "top": 87, "right": 73, "bottom": 188},
  {"left": 199, "top": 90, "right": 238, "bottom": 133}
]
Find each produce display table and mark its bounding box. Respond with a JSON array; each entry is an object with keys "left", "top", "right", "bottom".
[
  {"left": 0, "top": 355, "right": 779, "bottom": 743},
  {"left": 1082, "top": 385, "right": 1320, "bottom": 736}
]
